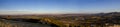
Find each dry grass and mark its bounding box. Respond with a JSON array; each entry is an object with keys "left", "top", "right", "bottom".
[{"left": 109, "top": 24, "right": 120, "bottom": 27}]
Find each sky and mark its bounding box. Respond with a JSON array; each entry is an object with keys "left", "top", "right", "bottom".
[{"left": 0, "top": 0, "right": 120, "bottom": 15}]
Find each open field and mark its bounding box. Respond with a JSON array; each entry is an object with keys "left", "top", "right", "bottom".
[{"left": 0, "top": 12, "right": 120, "bottom": 27}]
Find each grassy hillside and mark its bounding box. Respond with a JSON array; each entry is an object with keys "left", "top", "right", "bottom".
[{"left": 0, "top": 12, "right": 120, "bottom": 27}]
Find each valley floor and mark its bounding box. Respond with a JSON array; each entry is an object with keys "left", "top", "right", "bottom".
[{"left": 0, "top": 19, "right": 51, "bottom": 27}]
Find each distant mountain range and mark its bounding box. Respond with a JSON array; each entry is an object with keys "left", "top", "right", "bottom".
[{"left": 0, "top": 12, "right": 120, "bottom": 16}]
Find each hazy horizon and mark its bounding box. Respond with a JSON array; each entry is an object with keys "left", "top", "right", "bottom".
[{"left": 0, "top": 0, "right": 120, "bottom": 15}]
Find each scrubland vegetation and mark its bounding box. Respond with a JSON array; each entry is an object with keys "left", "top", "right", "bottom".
[
  {"left": 0, "top": 18, "right": 50, "bottom": 27},
  {"left": 0, "top": 12, "right": 120, "bottom": 27}
]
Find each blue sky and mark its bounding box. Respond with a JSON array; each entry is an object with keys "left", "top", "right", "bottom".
[{"left": 0, "top": 0, "right": 120, "bottom": 15}]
